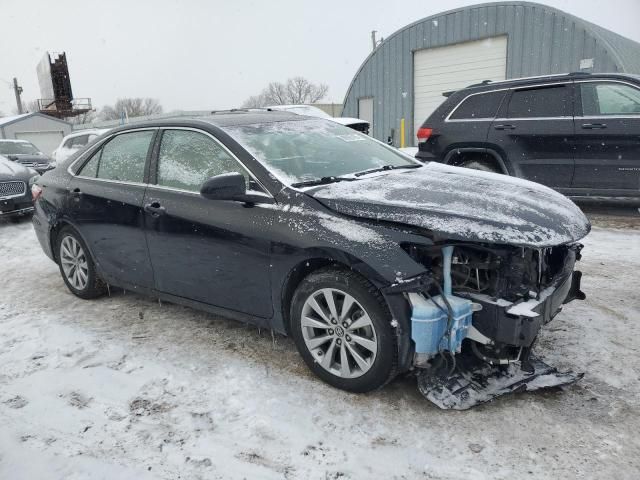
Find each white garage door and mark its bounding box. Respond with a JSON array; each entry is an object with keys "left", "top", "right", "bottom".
[
  {"left": 413, "top": 36, "right": 507, "bottom": 142},
  {"left": 358, "top": 97, "right": 374, "bottom": 135},
  {"left": 14, "top": 130, "right": 65, "bottom": 156}
]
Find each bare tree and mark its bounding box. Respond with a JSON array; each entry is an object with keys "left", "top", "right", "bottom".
[
  {"left": 100, "top": 98, "right": 163, "bottom": 120},
  {"left": 66, "top": 110, "right": 98, "bottom": 125},
  {"left": 286, "top": 77, "right": 328, "bottom": 104},
  {"left": 242, "top": 94, "right": 267, "bottom": 108},
  {"left": 242, "top": 77, "right": 328, "bottom": 107}
]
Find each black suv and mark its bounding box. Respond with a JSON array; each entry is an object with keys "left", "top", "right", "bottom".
[{"left": 416, "top": 73, "right": 640, "bottom": 198}]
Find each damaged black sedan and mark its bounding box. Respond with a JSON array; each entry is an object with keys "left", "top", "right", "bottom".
[{"left": 32, "top": 112, "right": 589, "bottom": 409}]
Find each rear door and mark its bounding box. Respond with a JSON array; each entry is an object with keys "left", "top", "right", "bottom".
[
  {"left": 488, "top": 83, "right": 575, "bottom": 188},
  {"left": 143, "top": 128, "right": 274, "bottom": 318},
  {"left": 573, "top": 79, "right": 640, "bottom": 192},
  {"left": 67, "top": 129, "right": 156, "bottom": 289}
]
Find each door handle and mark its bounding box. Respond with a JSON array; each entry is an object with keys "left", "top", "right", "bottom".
[
  {"left": 69, "top": 187, "right": 82, "bottom": 200},
  {"left": 581, "top": 123, "right": 607, "bottom": 129},
  {"left": 494, "top": 124, "right": 516, "bottom": 130},
  {"left": 144, "top": 202, "right": 166, "bottom": 217}
]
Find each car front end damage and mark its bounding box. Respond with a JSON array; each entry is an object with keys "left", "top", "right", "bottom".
[{"left": 384, "top": 241, "right": 586, "bottom": 409}]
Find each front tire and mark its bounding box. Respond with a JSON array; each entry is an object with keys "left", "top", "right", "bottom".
[
  {"left": 290, "top": 267, "right": 397, "bottom": 393},
  {"left": 56, "top": 226, "right": 106, "bottom": 299}
]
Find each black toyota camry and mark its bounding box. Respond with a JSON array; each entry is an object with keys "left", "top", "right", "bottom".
[{"left": 32, "top": 111, "right": 590, "bottom": 408}]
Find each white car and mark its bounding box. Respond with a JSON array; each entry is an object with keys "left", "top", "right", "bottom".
[
  {"left": 52, "top": 129, "right": 110, "bottom": 163},
  {"left": 265, "top": 105, "right": 370, "bottom": 134}
]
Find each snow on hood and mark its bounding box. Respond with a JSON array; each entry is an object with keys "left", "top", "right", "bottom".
[{"left": 308, "top": 163, "right": 590, "bottom": 248}]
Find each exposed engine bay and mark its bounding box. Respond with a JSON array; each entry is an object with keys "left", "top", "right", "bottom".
[{"left": 400, "top": 242, "right": 586, "bottom": 409}]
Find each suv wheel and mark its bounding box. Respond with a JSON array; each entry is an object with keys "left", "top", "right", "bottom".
[
  {"left": 290, "top": 267, "right": 397, "bottom": 393},
  {"left": 56, "top": 226, "right": 106, "bottom": 299},
  {"left": 460, "top": 159, "right": 501, "bottom": 173}
]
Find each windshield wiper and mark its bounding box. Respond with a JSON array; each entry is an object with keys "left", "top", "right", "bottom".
[
  {"left": 291, "top": 176, "right": 356, "bottom": 188},
  {"left": 353, "top": 164, "right": 422, "bottom": 177}
]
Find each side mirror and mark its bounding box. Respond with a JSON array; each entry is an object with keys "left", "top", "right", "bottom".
[{"left": 200, "top": 172, "right": 246, "bottom": 200}]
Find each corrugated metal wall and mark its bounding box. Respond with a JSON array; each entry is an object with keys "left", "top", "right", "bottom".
[{"left": 343, "top": 1, "right": 637, "bottom": 145}]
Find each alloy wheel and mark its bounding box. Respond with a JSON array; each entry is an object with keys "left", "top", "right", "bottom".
[
  {"left": 301, "top": 288, "right": 378, "bottom": 379},
  {"left": 60, "top": 235, "right": 89, "bottom": 291}
]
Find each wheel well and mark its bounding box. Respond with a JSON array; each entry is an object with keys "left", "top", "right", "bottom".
[
  {"left": 281, "top": 258, "right": 364, "bottom": 334},
  {"left": 446, "top": 150, "right": 505, "bottom": 173},
  {"left": 49, "top": 220, "right": 72, "bottom": 262}
]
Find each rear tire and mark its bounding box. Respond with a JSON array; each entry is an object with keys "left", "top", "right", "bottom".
[
  {"left": 290, "top": 267, "right": 397, "bottom": 393},
  {"left": 460, "top": 159, "right": 501, "bottom": 173},
  {"left": 56, "top": 226, "right": 106, "bottom": 299}
]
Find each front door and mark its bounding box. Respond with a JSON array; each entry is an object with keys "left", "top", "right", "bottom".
[
  {"left": 143, "top": 128, "right": 274, "bottom": 318},
  {"left": 573, "top": 80, "right": 640, "bottom": 193},
  {"left": 488, "top": 83, "right": 575, "bottom": 189},
  {"left": 67, "top": 129, "right": 156, "bottom": 289}
]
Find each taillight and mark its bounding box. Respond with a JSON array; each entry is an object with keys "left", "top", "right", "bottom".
[
  {"left": 416, "top": 127, "right": 433, "bottom": 143},
  {"left": 32, "top": 184, "right": 43, "bottom": 202}
]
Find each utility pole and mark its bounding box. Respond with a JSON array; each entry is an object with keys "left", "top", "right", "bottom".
[{"left": 13, "top": 77, "right": 23, "bottom": 114}]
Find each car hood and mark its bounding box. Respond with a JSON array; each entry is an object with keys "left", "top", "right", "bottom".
[
  {"left": 0, "top": 156, "right": 36, "bottom": 180},
  {"left": 307, "top": 163, "right": 590, "bottom": 248},
  {"left": 6, "top": 154, "right": 50, "bottom": 164}
]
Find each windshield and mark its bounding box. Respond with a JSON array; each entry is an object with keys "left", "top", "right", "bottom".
[
  {"left": 0, "top": 141, "right": 41, "bottom": 155},
  {"left": 225, "top": 119, "right": 417, "bottom": 185}
]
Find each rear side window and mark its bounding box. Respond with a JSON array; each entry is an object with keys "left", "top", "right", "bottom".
[
  {"left": 507, "top": 85, "right": 572, "bottom": 118},
  {"left": 449, "top": 91, "right": 506, "bottom": 120},
  {"left": 157, "top": 129, "right": 252, "bottom": 192},
  {"left": 78, "top": 131, "right": 153, "bottom": 182},
  {"left": 580, "top": 82, "right": 640, "bottom": 116}
]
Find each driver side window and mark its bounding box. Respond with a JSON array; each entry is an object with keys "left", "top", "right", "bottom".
[{"left": 157, "top": 129, "right": 260, "bottom": 193}]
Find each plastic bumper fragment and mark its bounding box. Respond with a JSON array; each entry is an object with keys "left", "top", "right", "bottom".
[{"left": 417, "top": 353, "right": 583, "bottom": 410}]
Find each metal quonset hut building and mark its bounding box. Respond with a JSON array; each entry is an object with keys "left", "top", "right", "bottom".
[{"left": 342, "top": 1, "right": 640, "bottom": 147}]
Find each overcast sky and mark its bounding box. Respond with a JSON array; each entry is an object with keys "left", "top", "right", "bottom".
[{"left": 1, "top": 0, "right": 639, "bottom": 115}]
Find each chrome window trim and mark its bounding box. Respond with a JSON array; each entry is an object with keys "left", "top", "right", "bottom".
[
  {"left": 146, "top": 183, "right": 274, "bottom": 201},
  {"left": 577, "top": 115, "right": 640, "bottom": 120},
  {"left": 444, "top": 81, "right": 572, "bottom": 123},
  {"left": 67, "top": 126, "right": 273, "bottom": 199},
  {"left": 573, "top": 79, "right": 640, "bottom": 118},
  {"left": 155, "top": 126, "right": 273, "bottom": 198},
  {"left": 493, "top": 116, "right": 573, "bottom": 121}
]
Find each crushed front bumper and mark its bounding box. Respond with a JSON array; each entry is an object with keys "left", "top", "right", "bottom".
[
  {"left": 468, "top": 270, "right": 585, "bottom": 347},
  {"left": 417, "top": 352, "right": 583, "bottom": 410}
]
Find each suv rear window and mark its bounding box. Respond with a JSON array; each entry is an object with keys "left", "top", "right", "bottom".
[
  {"left": 449, "top": 91, "right": 506, "bottom": 120},
  {"left": 507, "top": 85, "right": 571, "bottom": 118}
]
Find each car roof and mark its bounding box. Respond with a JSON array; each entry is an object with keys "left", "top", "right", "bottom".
[
  {"left": 455, "top": 72, "right": 639, "bottom": 95},
  {"left": 103, "top": 110, "right": 311, "bottom": 134},
  {"left": 63, "top": 129, "right": 106, "bottom": 139}
]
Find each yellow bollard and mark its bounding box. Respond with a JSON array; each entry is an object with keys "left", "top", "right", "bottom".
[{"left": 400, "top": 118, "right": 406, "bottom": 148}]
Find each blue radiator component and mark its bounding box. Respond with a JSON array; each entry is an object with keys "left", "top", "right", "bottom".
[
  {"left": 410, "top": 293, "right": 473, "bottom": 355},
  {"left": 409, "top": 246, "right": 474, "bottom": 356}
]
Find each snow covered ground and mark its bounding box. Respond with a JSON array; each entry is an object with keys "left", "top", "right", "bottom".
[{"left": 1, "top": 216, "right": 639, "bottom": 479}]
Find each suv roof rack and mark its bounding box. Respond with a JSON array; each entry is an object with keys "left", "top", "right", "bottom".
[{"left": 209, "top": 108, "right": 251, "bottom": 115}]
